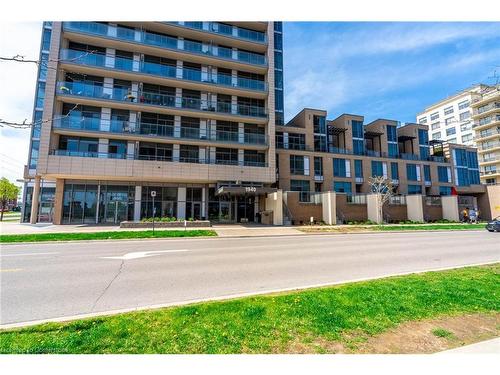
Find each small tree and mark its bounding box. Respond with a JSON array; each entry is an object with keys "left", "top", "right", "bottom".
[
  {"left": 0, "top": 177, "right": 20, "bottom": 221},
  {"left": 368, "top": 176, "right": 394, "bottom": 223}
]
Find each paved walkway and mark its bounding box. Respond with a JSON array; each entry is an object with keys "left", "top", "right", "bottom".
[
  {"left": 438, "top": 337, "right": 500, "bottom": 354},
  {"left": 0, "top": 221, "right": 304, "bottom": 237}
]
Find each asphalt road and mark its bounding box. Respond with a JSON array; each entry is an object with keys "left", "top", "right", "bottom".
[{"left": 1, "top": 231, "right": 499, "bottom": 327}]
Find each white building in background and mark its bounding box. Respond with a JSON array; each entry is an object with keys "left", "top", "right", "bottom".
[{"left": 416, "top": 84, "right": 487, "bottom": 146}]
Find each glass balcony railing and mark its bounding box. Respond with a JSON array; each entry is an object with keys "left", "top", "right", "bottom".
[
  {"left": 57, "top": 81, "right": 132, "bottom": 102},
  {"left": 52, "top": 115, "right": 267, "bottom": 145},
  {"left": 57, "top": 81, "right": 267, "bottom": 118},
  {"left": 168, "top": 21, "right": 267, "bottom": 44},
  {"left": 60, "top": 49, "right": 267, "bottom": 92},
  {"left": 53, "top": 116, "right": 101, "bottom": 131},
  {"left": 50, "top": 149, "right": 268, "bottom": 167},
  {"left": 63, "top": 22, "right": 267, "bottom": 66},
  {"left": 137, "top": 122, "right": 174, "bottom": 137}
]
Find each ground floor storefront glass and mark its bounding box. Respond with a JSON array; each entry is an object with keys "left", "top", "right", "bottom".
[
  {"left": 208, "top": 188, "right": 256, "bottom": 223},
  {"left": 141, "top": 186, "right": 178, "bottom": 219},
  {"left": 62, "top": 183, "right": 134, "bottom": 224},
  {"left": 22, "top": 186, "right": 55, "bottom": 223}
]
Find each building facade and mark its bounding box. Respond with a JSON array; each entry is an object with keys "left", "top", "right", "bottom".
[
  {"left": 22, "top": 22, "right": 497, "bottom": 226},
  {"left": 470, "top": 86, "right": 500, "bottom": 185},
  {"left": 276, "top": 108, "right": 489, "bottom": 224},
  {"left": 22, "top": 21, "right": 282, "bottom": 224},
  {"left": 416, "top": 84, "right": 486, "bottom": 146}
]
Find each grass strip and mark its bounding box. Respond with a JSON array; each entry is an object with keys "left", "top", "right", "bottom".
[
  {"left": 1, "top": 264, "right": 498, "bottom": 354},
  {"left": 0, "top": 229, "right": 217, "bottom": 243},
  {"left": 373, "top": 224, "right": 485, "bottom": 231}
]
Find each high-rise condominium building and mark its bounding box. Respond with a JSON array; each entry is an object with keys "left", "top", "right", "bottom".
[
  {"left": 416, "top": 84, "right": 487, "bottom": 146},
  {"left": 22, "top": 21, "right": 283, "bottom": 224},
  {"left": 471, "top": 85, "right": 500, "bottom": 185}
]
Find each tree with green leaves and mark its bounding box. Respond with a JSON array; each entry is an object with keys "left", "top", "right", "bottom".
[{"left": 0, "top": 177, "right": 20, "bottom": 221}]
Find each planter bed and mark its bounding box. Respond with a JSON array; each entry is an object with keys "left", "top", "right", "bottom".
[{"left": 120, "top": 220, "right": 211, "bottom": 228}]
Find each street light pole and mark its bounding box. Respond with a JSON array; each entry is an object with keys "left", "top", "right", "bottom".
[{"left": 151, "top": 190, "right": 156, "bottom": 235}]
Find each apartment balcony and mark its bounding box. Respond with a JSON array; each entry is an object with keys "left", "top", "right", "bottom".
[
  {"left": 314, "top": 175, "right": 324, "bottom": 182},
  {"left": 52, "top": 117, "right": 268, "bottom": 148},
  {"left": 472, "top": 115, "right": 500, "bottom": 130},
  {"left": 55, "top": 81, "right": 268, "bottom": 123},
  {"left": 472, "top": 102, "right": 500, "bottom": 117},
  {"left": 399, "top": 153, "right": 420, "bottom": 161},
  {"left": 50, "top": 149, "right": 268, "bottom": 167},
  {"left": 478, "top": 141, "right": 500, "bottom": 152},
  {"left": 473, "top": 128, "right": 500, "bottom": 141},
  {"left": 165, "top": 22, "right": 267, "bottom": 45},
  {"left": 63, "top": 22, "right": 268, "bottom": 72},
  {"left": 59, "top": 49, "right": 267, "bottom": 96}
]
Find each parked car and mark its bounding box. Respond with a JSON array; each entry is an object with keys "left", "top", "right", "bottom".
[{"left": 485, "top": 216, "right": 500, "bottom": 232}]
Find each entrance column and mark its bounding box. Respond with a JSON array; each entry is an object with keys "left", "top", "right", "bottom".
[
  {"left": 406, "top": 194, "right": 424, "bottom": 222},
  {"left": 134, "top": 185, "right": 142, "bottom": 221},
  {"left": 367, "top": 193, "right": 383, "bottom": 224},
  {"left": 177, "top": 187, "right": 186, "bottom": 220},
  {"left": 53, "top": 178, "right": 64, "bottom": 225},
  {"left": 30, "top": 176, "right": 41, "bottom": 224}
]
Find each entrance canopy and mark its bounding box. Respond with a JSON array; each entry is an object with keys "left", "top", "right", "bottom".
[{"left": 216, "top": 186, "right": 277, "bottom": 196}]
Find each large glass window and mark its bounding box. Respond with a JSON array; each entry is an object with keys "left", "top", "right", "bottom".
[
  {"left": 314, "top": 135, "right": 327, "bottom": 152},
  {"left": 29, "top": 140, "right": 40, "bottom": 169},
  {"left": 314, "top": 157, "right": 323, "bottom": 177},
  {"left": 408, "top": 185, "right": 422, "bottom": 195},
  {"left": 141, "top": 186, "right": 177, "bottom": 219},
  {"left": 353, "top": 139, "right": 364, "bottom": 155},
  {"left": 313, "top": 115, "right": 326, "bottom": 134},
  {"left": 391, "top": 162, "right": 399, "bottom": 180},
  {"left": 354, "top": 160, "right": 363, "bottom": 178},
  {"left": 424, "top": 165, "right": 431, "bottom": 182},
  {"left": 371, "top": 160, "right": 383, "bottom": 177},
  {"left": 334, "top": 181, "right": 352, "bottom": 193},
  {"left": 35, "top": 82, "right": 45, "bottom": 109},
  {"left": 388, "top": 143, "right": 399, "bottom": 157},
  {"left": 333, "top": 158, "right": 347, "bottom": 177},
  {"left": 352, "top": 120, "right": 364, "bottom": 139},
  {"left": 290, "top": 155, "right": 305, "bottom": 175},
  {"left": 387, "top": 125, "right": 397, "bottom": 143},
  {"left": 438, "top": 166, "right": 449, "bottom": 183},
  {"left": 406, "top": 164, "right": 418, "bottom": 181},
  {"left": 290, "top": 179, "right": 310, "bottom": 192},
  {"left": 288, "top": 133, "right": 306, "bottom": 150},
  {"left": 41, "top": 29, "right": 51, "bottom": 51}
]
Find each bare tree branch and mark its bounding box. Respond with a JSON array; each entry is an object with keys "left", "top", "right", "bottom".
[{"left": 0, "top": 104, "right": 80, "bottom": 129}]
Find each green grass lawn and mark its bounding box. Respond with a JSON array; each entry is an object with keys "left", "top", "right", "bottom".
[
  {"left": 1, "top": 264, "right": 498, "bottom": 354},
  {"left": 373, "top": 224, "right": 485, "bottom": 231},
  {"left": 0, "top": 229, "right": 217, "bottom": 243}
]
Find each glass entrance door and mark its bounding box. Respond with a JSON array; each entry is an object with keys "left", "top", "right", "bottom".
[
  {"left": 38, "top": 202, "right": 54, "bottom": 222},
  {"left": 105, "top": 201, "right": 128, "bottom": 223},
  {"left": 237, "top": 196, "right": 255, "bottom": 223}
]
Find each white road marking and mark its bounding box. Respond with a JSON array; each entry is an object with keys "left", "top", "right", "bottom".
[
  {"left": 0, "top": 252, "right": 59, "bottom": 257},
  {"left": 100, "top": 249, "right": 189, "bottom": 260}
]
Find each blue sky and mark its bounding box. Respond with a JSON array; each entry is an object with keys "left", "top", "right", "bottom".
[{"left": 282, "top": 22, "right": 500, "bottom": 123}]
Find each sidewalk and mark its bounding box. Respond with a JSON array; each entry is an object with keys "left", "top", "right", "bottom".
[
  {"left": 0, "top": 221, "right": 304, "bottom": 238},
  {"left": 438, "top": 337, "right": 500, "bottom": 354}
]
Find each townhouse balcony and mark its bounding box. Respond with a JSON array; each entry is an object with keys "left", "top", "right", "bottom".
[
  {"left": 167, "top": 22, "right": 267, "bottom": 44},
  {"left": 56, "top": 81, "right": 267, "bottom": 120},
  {"left": 59, "top": 49, "right": 267, "bottom": 93},
  {"left": 52, "top": 117, "right": 268, "bottom": 146},
  {"left": 50, "top": 149, "right": 268, "bottom": 167},
  {"left": 63, "top": 22, "right": 267, "bottom": 67}
]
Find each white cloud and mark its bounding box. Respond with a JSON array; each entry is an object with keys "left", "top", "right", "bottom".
[
  {"left": 0, "top": 22, "right": 42, "bottom": 183},
  {"left": 284, "top": 23, "right": 500, "bottom": 121}
]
